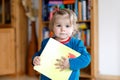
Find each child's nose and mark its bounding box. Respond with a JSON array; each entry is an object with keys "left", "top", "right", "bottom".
[{"left": 61, "top": 26, "right": 65, "bottom": 31}]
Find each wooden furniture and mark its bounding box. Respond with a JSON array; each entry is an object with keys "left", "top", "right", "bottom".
[
  {"left": 27, "top": 21, "right": 38, "bottom": 76},
  {"left": 0, "top": 0, "right": 28, "bottom": 75},
  {"left": 38, "top": 0, "right": 98, "bottom": 80},
  {"left": 0, "top": 28, "right": 15, "bottom": 75}
]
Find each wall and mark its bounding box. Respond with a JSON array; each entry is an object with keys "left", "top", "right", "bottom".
[{"left": 98, "top": 0, "right": 120, "bottom": 76}]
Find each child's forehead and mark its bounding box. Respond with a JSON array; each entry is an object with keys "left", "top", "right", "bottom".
[
  {"left": 55, "top": 15, "right": 70, "bottom": 21},
  {"left": 55, "top": 14, "right": 69, "bottom": 18},
  {"left": 53, "top": 14, "right": 72, "bottom": 24},
  {"left": 54, "top": 18, "right": 71, "bottom": 25},
  {"left": 54, "top": 15, "right": 70, "bottom": 22}
]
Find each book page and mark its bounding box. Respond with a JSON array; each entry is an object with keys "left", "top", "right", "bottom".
[{"left": 34, "top": 38, "right": 80, "bottom": 80}]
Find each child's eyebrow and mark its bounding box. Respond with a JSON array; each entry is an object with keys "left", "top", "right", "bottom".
[{"left": 55, "top": 23, "right": 60, "bottom": 24}]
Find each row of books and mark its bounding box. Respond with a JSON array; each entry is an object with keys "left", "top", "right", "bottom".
[
  {"left": 42, "top": 23, "right": 90, "bottom": 46},
  {"left": 42, "top": 0, "right": 91, "bottom": 21},
  {"left": 73, "top": 22, "right": 90, "bottom": 46},
  {"left": 78, "top": 0, "right": 91, "bottom": 21},
  {"left": 73, "top": 29, "right": 90, "bottom": 46}
]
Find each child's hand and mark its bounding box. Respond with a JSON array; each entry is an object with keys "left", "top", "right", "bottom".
[
  {"left": 55, "top": 56, "right": 70, "bottom": 71},
  {"left": 33, "top": 56, "right": 40, "bottom": 66}
]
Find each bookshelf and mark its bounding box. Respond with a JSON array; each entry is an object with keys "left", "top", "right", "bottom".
[
  {"left": 0, "top": 0, "right": 11, "bottom": 24},
  {"left": 38, "top": 0, "right": 98, "bottom": 80},
  {"left": 0, "top": 0, "right": 28, "bottom": 75}
]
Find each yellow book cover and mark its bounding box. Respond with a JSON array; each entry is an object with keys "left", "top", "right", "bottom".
[{"left": 33, "top": 38, "right": 80, "bottom": 80}]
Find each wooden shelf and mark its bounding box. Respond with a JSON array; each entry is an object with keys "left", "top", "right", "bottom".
[
  {"left": 39, "top": 0, "right": 98, "bottom": 80},
  {"left": 42, "top": 20, "right": 91, "bottom": 24},
  {"left": 0, "top": 24, "right": 11, "bottom": 27},
  {"left": 87, "top": 46, "right": 91, "bottom": 49},
  {"left": 42, "top": 21, "right": 49, "bottom": 24},
  {"left": 0, "top": 0, "right": 28, "bottom": 76},
  {"left": 80, "top": 71, "right": 92, "bottom": 78},
  {"left": 77, "top": 20, "right": 91, "bottom": 23}
]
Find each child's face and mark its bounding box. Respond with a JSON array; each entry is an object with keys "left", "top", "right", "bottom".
[{"left": 53, "top": 15, "right": 74, "bottom": 41}]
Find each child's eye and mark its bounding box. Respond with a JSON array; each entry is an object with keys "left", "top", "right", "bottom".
[
  {"left": 57, "top": 25, "right": 61, "bottom": 27},
  {"left": 66, "top": 25, "right": 70, "bottom": 28}
]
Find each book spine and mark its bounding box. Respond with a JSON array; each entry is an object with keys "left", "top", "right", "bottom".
[
  {"left": 86, "top": 29, "right": 90, "bottom": 46},
  {"left": 48, "top": 1, "right": 63, "bottom": 5},
  {"left": 74, "top": 0, "right": 78, "bottom": 17},
  {"left": 87, "top": 0, "right": 91, "bottom": 20},
  {"left": 82, "top": 0, "right": 87, "bottom": 20},
  {"left": 78, "top": 1, "right": 82, "bottom": 21},
  {"left": 42, "top": 0, "right": 49, "bottom": 21},
  {"left": 81, "top": 30, "right": 86, "bottom": 44},
  {"left": 63, "top": 0, "right": 75, "bottom": 4}
]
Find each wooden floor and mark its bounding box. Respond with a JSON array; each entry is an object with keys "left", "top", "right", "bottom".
[{"left": 0, "top": 75, "right": 39, "bottom": 80}]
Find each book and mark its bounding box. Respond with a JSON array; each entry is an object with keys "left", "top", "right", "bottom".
[
  {"left": 42, "top": 0, "right": 49, "bottom": 21},
  {"left": 63, "top": 0, "right": 75, "bottom": 4},
  {"left": 78, "top": 1, "right": 82, "bottom": 21},
  {"left": 82, "top": 0, "right": 87, "bottom": 20},
  {"left": 86, "top": 29, "right": 90, "bottom": 46},
  {"left": 33, "top": 38, "right": 81, "bottom": 80},
  {"left": 74, "top": 0, "right": 78, "bottom": 17},
  {"left": 48, "top": 0, "right": 63, "bottom": 5}
]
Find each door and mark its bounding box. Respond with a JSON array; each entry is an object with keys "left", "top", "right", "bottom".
[{"left": 0, "top": 28, "right": 16, "bottom": 75}]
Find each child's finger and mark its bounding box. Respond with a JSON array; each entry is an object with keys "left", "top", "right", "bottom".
[
  {"left": 33, "top": 57, "right": 40, "bottom": 65},
  {"left": 55, "top": 65, "right": 64, "bottom": 71},
  {"left": 56, "top": 59, "right": 63, "bottom": 65},
  {"left": 61, "top": 56, "right": 66, "bottom": 61},
  {"left": 36, "top": 57, "right": 40, "bottom": 62}
]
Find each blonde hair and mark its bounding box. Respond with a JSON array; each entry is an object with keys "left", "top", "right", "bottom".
[{"left": 49, "top": 8, "right": 78, "bottom": 34}]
